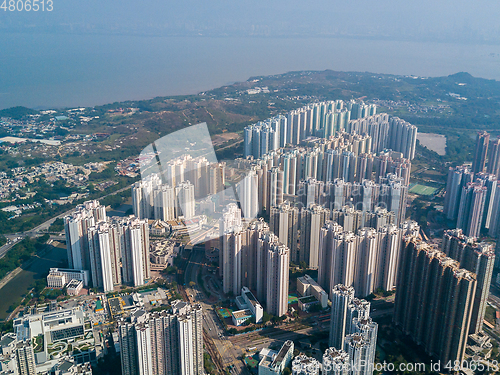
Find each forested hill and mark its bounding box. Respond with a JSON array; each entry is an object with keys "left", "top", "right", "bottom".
[{"left": 1, "top": 70, "right": 499, "bottom": 166}]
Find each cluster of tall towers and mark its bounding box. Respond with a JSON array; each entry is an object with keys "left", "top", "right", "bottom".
[
  {"left": 444, "top": 131, "right": 500, "bottom": 239},
  {"left": 119, "top": 300, "right": 203, "bottom": 375},
  {"left": 317, "top": 221, "right": 420, "bottom": 298},
  {"left": 394, "top": 238, "right": 478, "bottom": 365},
  {"left": 244, "top": 100, "right": 417, "bottom": 162},
  {"left": 132, "top": 154, "right": 226, "bottom": 221},
  {"left": 236, "top": 114, "right": 413, "bottom": 245},
  {"left": 236, "top": 166, "right": 408, "bottom": 230},
  {"left": 327, "top": 284, "right": 378, "bottom": 375},
  {"left": 442, "top": 229, "right": 495, "bottom": 333},
  {"left": 269, "top": 200, "right": 412, "bottom": 270},
  {"left": 219, "top": 204, "right": 290, "bottom": 317},
  {"left": 64, "top": 200, "right": 150, "bottom": 292},
  {"left": 238, "top": 134, "right": 411, "bottom": 214},
  {"left": 394, "top": 148, "right": 498, "bottom": 366},
  {"left": 472, "top": 131, "right": 500, "bottom": 176},
  {"left": 394, "top": 227, "right": 495, "bottom": 365},
  {"left": 297, "top": 176, "right": 408, "bottom": 224}
]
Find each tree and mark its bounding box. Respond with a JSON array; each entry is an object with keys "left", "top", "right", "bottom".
[
  {"left": 262, "top": 311, "right": 273, "bottom": 324},
  {"left": 283, "top": 368, "right": 292, "bottom": 375},
  {"left": 49, "top": 218, "right": 64, "bottom": 232},
  {"left": 309, "top": 303, "right": 322, "bottom": 313}
]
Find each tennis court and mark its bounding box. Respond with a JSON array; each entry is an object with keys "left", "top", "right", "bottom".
[{"left": 409, "top": 184, "right": 438, "bottom": 196}]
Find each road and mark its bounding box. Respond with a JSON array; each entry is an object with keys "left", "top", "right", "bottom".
[
  {"left": 183, "top": 249, "right": 249, "bottom": 375},
  {"left": 0, "top": 184, "right": 132, "bottom": 260}
]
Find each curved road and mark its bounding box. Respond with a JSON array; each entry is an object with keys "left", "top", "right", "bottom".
[{"left": 0, "top": 184, "right": 132, "bottom": 260}]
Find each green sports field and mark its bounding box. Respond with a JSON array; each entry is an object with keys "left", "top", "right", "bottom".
[
  {"left": 409, "top": 184, "right": 438, "bottom": 196},
  {"left": 218, "top": 307, "right": 232, "bottom": 318},
  {"left": 244, "top": 356, "right": 259, "bottom": 368}
]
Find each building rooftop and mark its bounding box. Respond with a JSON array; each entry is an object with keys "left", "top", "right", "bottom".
[
  {"left": 301, "top": 295, "right": 318, "bottom": 303},
  {"left": 0, "top": 334, "right": 15, "bottom": 348},
  {"left": 244, "top": 291, "right": 259, "bottom": 307},
  {"left": 271, "top": 340, "right": 293, "bottom": 368},
  {"left": 66, "top": 279, "right": 82, "bottom": 289},
  {"left": 232, "top": 309, "right": 253, "bottom": 319}
]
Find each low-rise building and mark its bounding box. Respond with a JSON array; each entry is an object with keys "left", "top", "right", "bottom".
[
  {"left": 297, "top": 275, "right": 328, "bottom": 308},
  {"left": 66, "top": 279, "right": 83, "bottom": 296},
  {"left": 0, "top": 333, "right": 17, "bottom": 357},
  {"left": 231, "top": 309, "right": 253, "bottom": 326},
  {"left": 149, "top": 220, "right": 170, "bottom": 236},
  {"left": 297, "top": 296, "right": 320, "bottom": 312},
  {"left": 51, "top": 357, "right": 93, "bottom": 374},
  {"left": 47, "top": 273, "right": 67, "bottom": 288},
  {"left": 47, "top": 269, "right": 89, "bottom": 288},
  {"left": 149, "top": 240, "right": 178, "bottom": 268},
  {"left": 12, "top": 307, "right": 96, "bottom": 368},
  {"left": 258, "top": 340, "right": 294, "bottom": 375},
  {"left": 238, "top": 287, "right": 263, "bottom": 324}
]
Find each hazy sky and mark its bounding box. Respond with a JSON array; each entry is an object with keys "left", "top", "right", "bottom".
[{"left": 3, "top": 0, "right": 500, "bottom": 43}]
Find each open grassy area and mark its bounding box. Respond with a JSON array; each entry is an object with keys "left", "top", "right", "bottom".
[{"left": 409, "top": 184, "right": 438, "bottom": 196}]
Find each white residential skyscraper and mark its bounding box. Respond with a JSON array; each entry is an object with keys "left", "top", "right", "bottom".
[
  {"left": 322, "top": 347, "right": 350, "bottom": 375},
  {"left": 267, "top": 167, "right": 284, "bottom": 211},
  {"left": 119, "top": 322, "right": 138, "bottom": 375},
  {"left": 176, "top": 181, "right": 195, "bottom": 220},
  {"left": 270, "top": 201, "right": 299, "bottom": 262},
  {"left": 444, "top": 165, "right": 474, "bottom": 220},
  {"left": 291, "top": 354, "right": 321, "bottom": 375},
  {"left": 299, "top": 204, "right": 330, "bottom": 269},
  {"left": 118, "top": 301, "right": 203, "bottom": 375},
  {"left": 119, "top": 217, "right": 151, "bottom": 287},
  {"left": 344, "top": 333, "right": 373, "bottom": 375},
  {"left": 221, "top": 226, "right": 243, "bottom": 295},
  {"left": 153, "top": 184, "right": 176, "bottom": 221},
  {"left": 329, "top": 284, "right": 355, "bottom": 350},
  {"left": 329, "top": 284, "right": 377, "bottom": 375},
  {"left": 237, "top": 168, "right": 259, "bottom": 219},
  {"left": 456, "top": 182, "right": 487, "bottom": 238},
  {"left": 219, "top": 203, "right": 243, "bottom": 281},
  {"left": 132, "top": 174, "right": 162, "bottom": 220},
  {"left": 88, "top": 222, "right": 121, "bottom": 292},
  {"left": 135, "top": 323, "right": 153, "bottom": 374},
  {"left": 266, "top": 244, "right": 290, "bottom": 317},
  {"left": 318, "top": 221, "right": 419, "bottom": 298},
  {"left": 64, "top": 200, "right": 106, "bottom": 273}
]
